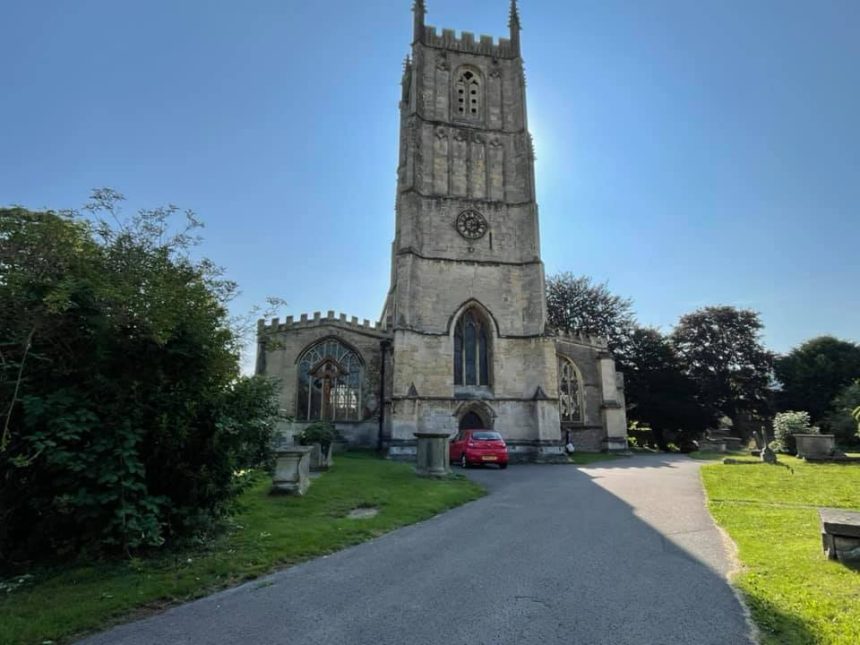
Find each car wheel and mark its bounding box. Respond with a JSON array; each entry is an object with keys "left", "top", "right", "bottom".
[
  {"left": 460, "top": 453, "right": 468, "bottom": 469},
  {"left": 499, "top": 463, "right": 508, "bottom": 470}
]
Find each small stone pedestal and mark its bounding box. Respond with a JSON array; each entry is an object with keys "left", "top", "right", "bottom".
[
  {"left": 309, "top": 442, "right": 334, "bottom": 471},
  {"left": 414, "top": 432, "right": 451, "bottom": 478},
  {"left": 271, "top": 446, "right": 313, "bottom": 495},
  {"left": 796, "top": 434, "right": 835, "bottom": 459}
]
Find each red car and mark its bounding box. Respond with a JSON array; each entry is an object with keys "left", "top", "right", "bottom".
[{"left": 449, "top": 430, "right": 509, "bottom": 469}]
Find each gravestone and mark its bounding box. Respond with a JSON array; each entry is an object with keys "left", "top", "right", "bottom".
[
  {"left": 309, "top": 442, "right": 334, "bottom": 471},
  {"left": 271, "top": 446, "right": 313, "bottom": 495},
  {"left": 820, "top": 508, "right": 860, "bottom": 563},
  {"left": 759, "top": 429, "right": 777, "bottom": 464},
  {"left": 795, "top": 434, "right": 835, "bottom": 459}
]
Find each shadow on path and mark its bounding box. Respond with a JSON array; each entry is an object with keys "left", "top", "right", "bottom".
[{"left": 80, "top": 454, "right": 806, "bottom": 644}]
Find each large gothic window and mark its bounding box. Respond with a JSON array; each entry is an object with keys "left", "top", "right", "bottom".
[
  {"left": 454, "top": 308, "right": 490, "bottom": 386},
  {"left": 297, "top": 339, "right": 363, "bottom": 421},
  {"left": 455, "top": 68, "right": 481, "bottom": 119},
  {"left": 558, "top": 356, "right": 584, "bottom": 423}
]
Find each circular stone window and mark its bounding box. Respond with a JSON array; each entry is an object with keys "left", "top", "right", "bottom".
[{"left": 455, "top": 209, "right": 488, "bottom": 240}]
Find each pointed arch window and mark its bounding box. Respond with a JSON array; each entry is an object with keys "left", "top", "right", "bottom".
[
  {"left": 455, "top": 68, "right": 482, "bottom": 119},
  {"left": 454, "top": 308, "right": 490, "bottom": 386},
  {"left": 297, "top": 339, "right": 363, "bottom": 421},
  {"left": 558, "top": 356, "right": 584, "bottom": 423}
]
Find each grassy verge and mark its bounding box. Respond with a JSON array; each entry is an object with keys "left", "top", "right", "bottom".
[
  {"left": 689, "top": 450, "right": 751, "bottom": 461},
  {"left": 0, "top": 452, "right": 484, "bottom": 644},
  {"left": 569, "top": 452, "right": 624, "bottom": 465},
  {"left": 700, "top": 457, "right": 860, "bottom": 644}
]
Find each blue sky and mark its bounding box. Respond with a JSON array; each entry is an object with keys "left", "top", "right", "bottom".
[{"left": 2, "top": 0, "right": 858, "bottom": 366}]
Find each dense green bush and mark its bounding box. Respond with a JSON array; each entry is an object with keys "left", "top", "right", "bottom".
[
  {"left": 770, "top": 411, "right": 818, "bottom": 454},
  {"left": 297, "top": 421, "right": 340, "bottom": 451},
  {"left": 0, "top": 194, "right": 279, "bottom": 569}
]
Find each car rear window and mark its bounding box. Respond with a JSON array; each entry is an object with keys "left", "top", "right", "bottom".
[{"left": 472, "top": 432, "right": 502, "bottom": 441}]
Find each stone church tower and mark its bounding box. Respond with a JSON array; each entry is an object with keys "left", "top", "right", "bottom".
[{"left": 257, "top": 1, "right": 628, "bottom": 460}]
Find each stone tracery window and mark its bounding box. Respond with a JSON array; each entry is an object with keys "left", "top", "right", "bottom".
[
  {"left": 455, "top": 68, "right": 481, "bottom": 118},
  {"left": 558, "top": 356, "right": 584, "bottom": 423},
  {"left": 297, "top": 339, "right": 363, "bottom": 421},
  {"left": 454, "top": 308, "right": 490, "bottom": 386}
]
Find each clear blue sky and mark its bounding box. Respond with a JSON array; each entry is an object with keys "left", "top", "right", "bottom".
[{"left": 2, "top": 0, "right": 858, "bottom": 366}]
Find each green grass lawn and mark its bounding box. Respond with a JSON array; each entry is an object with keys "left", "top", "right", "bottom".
[
  {"left": 569, "top": 451, "right": 624, "bottom": 465},
  {"left": 689, "top": 450, "right": 751, "bottom": 461},
  {"left": 700, "top": 457, "right": 860, "bottom": 644},
  {"left": 0, "top": 452, "right": 484, "bottom": 645}
]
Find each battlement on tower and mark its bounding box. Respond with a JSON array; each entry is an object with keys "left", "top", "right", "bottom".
[
  {"left": 421, "top": 26, "right": 515, "bottom": 58},
  {"left": 257, "top": 311, "right": 390, "bottom": 338}
]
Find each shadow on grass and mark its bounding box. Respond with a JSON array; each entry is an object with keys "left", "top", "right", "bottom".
[{"left": 742, "top": 591, "right": 818, "bottom": 645}]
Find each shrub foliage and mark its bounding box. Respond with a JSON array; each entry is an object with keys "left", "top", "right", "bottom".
[
  {"left": 771, "top": 410, "right": 818, "bottom": 454},
  {"left": 297, "top": 421, "right": 340, "bottom": 451},
  {"left": 0, "top": 193, "right": 278, "bottom": 569}
]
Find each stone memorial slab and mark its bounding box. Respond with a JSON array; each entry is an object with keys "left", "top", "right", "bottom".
[
  {"left": 819, "top": 507, "right": 860, "bottom": 563},
  {"left": 271, "top": 446, "right": 313, "bottom": 495}
]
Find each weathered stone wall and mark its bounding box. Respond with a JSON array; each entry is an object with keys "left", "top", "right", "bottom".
[
  {"left": 387, "top": 397, "right": 561, "bottom": 460},
  {"left": 554, "top": 337, "right": 609, "bottom": 431},
  {"left": 390, "top": 254, "right": 546, "bottom": 337},
  {"left": 390, "top": 329, "right": 557, "bottom": 399},
  {"left": 394, "top": 194, "right": 539, "bottom": 265},
  {"left": 257, "top": 314, "right": 389, "bottom": 446}
]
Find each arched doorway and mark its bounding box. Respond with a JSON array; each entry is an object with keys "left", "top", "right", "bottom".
[{"left": 459, "top": 411, "right": 486, "bottom": 431}]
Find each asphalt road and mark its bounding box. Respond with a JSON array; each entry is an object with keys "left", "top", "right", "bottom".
[{"left": 81, "top": 454, "right": 753, "bottom": 645}]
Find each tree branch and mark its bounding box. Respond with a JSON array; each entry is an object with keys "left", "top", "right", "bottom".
[{"left": 2, "top": 327, "right": 34, "bottom": 452}]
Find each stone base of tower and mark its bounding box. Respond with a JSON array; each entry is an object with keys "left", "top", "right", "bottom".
[
  {"left": 382, "top": 396, "right": 570, "bottom": 464},
  {"left": 385, "top": 438, "right": 568, "bottom": 464}
]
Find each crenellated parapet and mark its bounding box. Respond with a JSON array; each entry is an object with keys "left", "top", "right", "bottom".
[
  {"left": 552, "top": 329, "right": 610, "bottom": 349},
  {"left": 421, "top": 27, "right": 515, "bottom": 59},
  {"left": 413, "top": 1, "right": 521, "bottom": 58},
  {"left": 258, "top": 311, "right": 391, "bottom": 338}
]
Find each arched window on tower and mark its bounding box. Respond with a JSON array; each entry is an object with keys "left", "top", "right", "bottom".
[
  {"left": 558, "top": 356, "right": 584, "bottom": 423},
  {"left": 454, "top": 308, "right": 490, "bottom": 386},
  {"left": 297, "top": 339, "right": 363, "bottom": 421},
  {"left": 454, "top": 68, "right": 482, "bottom": 119}
]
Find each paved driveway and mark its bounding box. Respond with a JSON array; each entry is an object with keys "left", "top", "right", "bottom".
[{"left": 82, "top": 454, "right": 753, "bottom": 645}]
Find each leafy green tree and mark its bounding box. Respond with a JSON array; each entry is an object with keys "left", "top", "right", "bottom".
[
  {"left": 822, "top": 380, "right": 860, "bottom": 445},
  {"left": 671, "top": 306, "right": 774, "bottom": 429},
  {"left": 545, "top": 273, "right": 636, "bottom": 365},
  {"left": 1, "top": 192, "right": 279, "bottom": 568},
  {"left": 623, "top": 328, "right": 711, "bottom": 449},
  {"left": 774, "top": 336, "right": 860, "bottom": 423}
]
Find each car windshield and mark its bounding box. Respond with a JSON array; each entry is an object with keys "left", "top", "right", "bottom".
[{"left": 471, "top": 432, "right": 502, "bottom": 441}]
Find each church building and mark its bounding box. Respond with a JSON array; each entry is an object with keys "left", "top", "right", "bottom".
[{"left": 256, "top": 1, "right": 628, "bottom": 461}]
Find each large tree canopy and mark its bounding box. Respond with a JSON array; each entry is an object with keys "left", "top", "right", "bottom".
[
  {"left": 545, "top": 273, "right": 636, "bottom": 364},
  {"left": 774, "top": 336, "right": 860, "bottom": 423},
  {"left": 670, "top": 306, "right": 773, "bottom": 425},
  {"left": 0, "top": 193, "right": 278, "bottom": 568},
  {"left": 624, "top": 327, "right": 711, "bottom": 448},
  {"left": 823, "top": 380, "right": 860, "bottom": 445}
]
